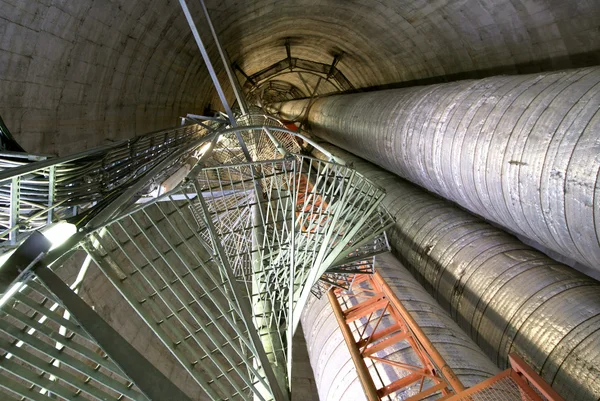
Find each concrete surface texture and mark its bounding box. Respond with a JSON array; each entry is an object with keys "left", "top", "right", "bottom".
[
  {"left": 2, "top": 1, "right": 600, "bottom": 400},
  {"left": 291, "top": 325, "right": 319, "bottom": 401},
  {"left": 1, "top": 0, "right": 600, "bottom": 156}
]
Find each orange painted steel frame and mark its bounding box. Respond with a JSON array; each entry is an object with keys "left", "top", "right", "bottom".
[
  {"left": 444, "top": 353, "right": 565, "bottom": 401},
  {"left": 329, "top": 271, "right": 566, "bottom": 401},
  {"left": 508, "top": 354, "right": 564, "bottom": 401},
  {"left": 327, "top": 271, "right": 464, "bottom": 401}
]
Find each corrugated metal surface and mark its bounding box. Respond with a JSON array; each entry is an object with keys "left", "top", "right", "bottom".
[
  {"left": 307, "top": 144, "right": 600, "bottom": 401},
  {"left": 301, "top": 252, "right": 499, "bottom": 401},
  {"left": 278, "top": 66, "right": 600, "bottom": 272}
]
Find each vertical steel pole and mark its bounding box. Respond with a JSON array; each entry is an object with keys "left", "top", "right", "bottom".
[
  {"left": 286, "top": 159, "right": 297, "bottom": 386},
  {"left": 299, "top": 77, "right": 322, "bottom": 129},
  {"left": 327, "top": 288, "right": 380, "bottom": 401},
  {"left": 195, "top": 190, "right": 288, "bottom": 401},
  {"left": 198, "top": 0, "right": 249, "bottom": 115},
  {"left": 9, "top": 176, "right": 19, "bottom": 244},
  {"left": 248, "top": 168, "right": 289, "bottom": 397},
  {"left": 178, "top": 0, "right": 236, "bottom": 124},
  {"left": 185, "top": 0, "right": 255, "bottom": 163},
  {"left": 285, "top": 40, "right": 292, "bottom": 69},
  {"left": 47, "top": 166, "right": 55, "bottom": 224},
  {"left": 296, "top": 72, "right": 312, "bottom": 95}
]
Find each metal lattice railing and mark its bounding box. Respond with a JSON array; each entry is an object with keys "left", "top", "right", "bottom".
[
  {"left": 0, "top": 122, "right": 216, "bottom": 245},
  {"left": 83, "top": 189, "right": 281, "bottom": 401},
  {"left": 0, "top": 274, "right": 147, "bottom": 401},
  {"left": 81, "top": 150, "right": 392, "bottom": 399},
  {"left": 0, "top": 114, "right": 393, "bottom": 401},
  {"left": 446, "top": 353, "right": 564, "bottom": 401}
]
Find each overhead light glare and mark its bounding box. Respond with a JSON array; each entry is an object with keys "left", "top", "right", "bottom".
[
  {"left": 0, "top": 281, "right": 24, "bottom": 307},
  {"left": 41, "top": 221, "right": 77, "bottom": 251}
]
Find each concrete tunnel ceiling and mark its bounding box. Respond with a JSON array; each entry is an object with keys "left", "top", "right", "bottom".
[
  {"left": 1, "top": 0, "right": 600, "bottom": 156},
  {"left": 0, "top": 1, "right": 600, "bottom": 400}
]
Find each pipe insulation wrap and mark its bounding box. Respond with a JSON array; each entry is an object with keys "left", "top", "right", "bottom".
[
  {"left": 301, "top": 253, "right": 499, "bottom": 401},
  {"left": 310, "top": 143, "right": 600, "bottom": 401},
  {"left": 279, "top": 66, "right": 600, "bottom": 271}
]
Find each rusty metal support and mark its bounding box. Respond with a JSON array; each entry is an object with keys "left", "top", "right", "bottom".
[
  {"left": 327, "top": 289, "right": 380, "bottom": 401},
  {"left": 444, "top": 354, "right": 565, "bottom": 401},
  {"left": 328, "top": 272, "right": 461, "bottom": 400},
  {"left": 370, "top": 271, "right": 465, "bottom": 393},
  {"left": 509, "top": 354, "right": 565, "bottom": 401},
  {"left": 329, "top": 269, "right": 566, "bottom": 401}
]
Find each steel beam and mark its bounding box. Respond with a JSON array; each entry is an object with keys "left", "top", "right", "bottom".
[
  {"left": 327, "top": 288, "right": 379, "bottom": 401},
  {"left": 33, "top": 266, "right": 194, "bottom": 401},
  {"left": 178, "top": 0, "right": 236, "bottom": 124},
  {"left": 198, "top": 0, "right": 249, "bottom": 115}
]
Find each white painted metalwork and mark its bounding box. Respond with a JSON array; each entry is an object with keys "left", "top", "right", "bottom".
[
  {"left": 0, "top": 265, "right": 148, "bottom": 401},
  {"left": 0, "top": 113, "right": 392, "bottom": 401},
  {"left": 0, "top": 122, "right": 219, "bottom": 247}
]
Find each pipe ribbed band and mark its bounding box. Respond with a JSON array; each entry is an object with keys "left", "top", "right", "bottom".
[
  {"left": 279, "top": 67, "right": 600, "bottom": 271},
  {"left": 308, "top": 144, "right": 600, "bottom": 401},
  {"left": 301, "top": 253, "right": 499, "bottom": 401}
]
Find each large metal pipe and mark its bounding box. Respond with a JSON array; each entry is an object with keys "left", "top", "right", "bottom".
[
  {"left": 277, "top": 67, "right": 600, "bottom": 272},
  {"left": 301, "top": 252, "right": 499, "bottom": 401},
  {"left": 310, "top": 144, "right": 600, "bottom": 401}
]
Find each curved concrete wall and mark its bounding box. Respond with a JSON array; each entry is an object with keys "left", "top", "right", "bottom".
[
  {"left": 280, "top": 66, "right": 600, "bottom": 272},
  {"left": 308, "top": 144, "right": 600, "bottom": 401},
  {"left": 2, "top": 1, "right": 600, "bottom": 154},
  {"left": 301, "top": 253, "right": 499, "bottom": 401}
]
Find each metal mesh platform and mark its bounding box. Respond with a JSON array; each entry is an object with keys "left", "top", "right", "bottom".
[{"left": 0, "top": 114, "right": 393, "bottom": 401}]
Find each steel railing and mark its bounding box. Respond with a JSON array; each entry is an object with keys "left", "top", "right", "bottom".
[{"left": 0, "top": 115, "right": 393, "bottom": 401}]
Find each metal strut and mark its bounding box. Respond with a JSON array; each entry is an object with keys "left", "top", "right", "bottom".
[
  {"left": 328, "top": 271, "right": 462, "bottom": 400},
  {"left": 329, "top": 271, "right": 566, "bottom": 401}
]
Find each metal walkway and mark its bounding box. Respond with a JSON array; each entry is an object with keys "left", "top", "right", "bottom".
[{"left": 0, "top": 113, "right": 392, "bottom": 400}]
